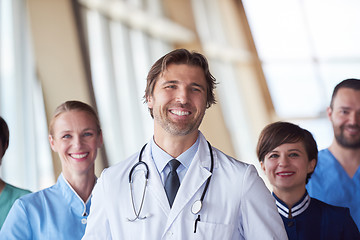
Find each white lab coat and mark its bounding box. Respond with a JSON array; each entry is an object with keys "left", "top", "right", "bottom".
[{"left": 83, "top": 133, "right": 288, "bottom": 240}]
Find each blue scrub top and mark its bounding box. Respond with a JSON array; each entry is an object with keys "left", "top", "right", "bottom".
[
  {"left": 307, "top": 149, "right": 360, "bottom": 229},
  {"left": 0, "top": 174, "right": 92, "bottom": 240},
  {"left": 274, "top": 192, "right": 360, "bottom": 240}
]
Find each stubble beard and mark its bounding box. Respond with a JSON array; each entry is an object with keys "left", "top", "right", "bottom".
[
  {"left": 335, "top": 124, "right": 360, "bottom": 149},
  {"left": 154, "top": 108, "right": 205, "bottom": 136}
]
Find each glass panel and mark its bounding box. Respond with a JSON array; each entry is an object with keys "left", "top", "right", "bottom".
[
  {"left": 242, "top": 0, "right": 312, "bottom": 60},
  {"left": 84, "top": 11, "right": 126, "bottom": 165},
  {"left": 293, "top": 118, "right": 333, "bottom": 150},
  {"left": 110, "top": 22, "right": 145, "bottom": 156},
  {"left": 263, "top": 62, "right": 326, "bottom": 118},
  {"left": 304, "top": 0, "right": 360, "bottom": 58},
  {"left": 191, "top": 0, "right": 260, "bottom": 170},
  {"left": 243, "top": 0, "right": 360, "bottom": 119},
  {"left": 242, "top": 0, "right": 360, "bottom": 156},
  {"left": 319, "top": 62, "right": 360, "bottom": 101}
]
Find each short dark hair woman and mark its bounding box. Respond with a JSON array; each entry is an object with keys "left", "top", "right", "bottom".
[{"left": 257, "top": 121, "right": 360, "bottom": 239}]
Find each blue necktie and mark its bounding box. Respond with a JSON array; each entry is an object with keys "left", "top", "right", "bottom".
[{"left": 164, "top": 159, "right": 181, "bottom": 207}]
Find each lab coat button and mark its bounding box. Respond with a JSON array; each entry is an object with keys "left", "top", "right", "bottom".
[
  {"left": 166, "top": 231, "right": 173, "bottom": 237},
  {"left": 81, "top": 218, "right": 87, "bottom": 224}
]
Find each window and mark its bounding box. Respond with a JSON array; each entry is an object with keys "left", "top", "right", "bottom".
[{"left": 242, "top": 0, "right": 360, "bottom": 149}]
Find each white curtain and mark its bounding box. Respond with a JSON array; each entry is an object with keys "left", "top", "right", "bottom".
[{"left": 0, "top": 0, "right": 53, "bottom": 191}]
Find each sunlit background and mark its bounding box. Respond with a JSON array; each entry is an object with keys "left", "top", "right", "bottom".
[{"left": 1, "top": 0, "right": 360, "bottom": 191}]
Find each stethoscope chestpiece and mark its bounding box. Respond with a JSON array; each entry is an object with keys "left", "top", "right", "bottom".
[{"left": 191, "top": 200, "right": 202, "bottom": 215}]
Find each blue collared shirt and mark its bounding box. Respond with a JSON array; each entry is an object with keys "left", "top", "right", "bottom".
[
  {"left": 307, "top": 149, "right": 360, "bottom": 230},
  {"left": 0, "top": 173, "right": 92, "bottom": 240},
  {"left": 150, "top": 133, "right": 200, "bottom": 185}
]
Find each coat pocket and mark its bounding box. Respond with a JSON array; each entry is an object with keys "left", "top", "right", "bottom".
[{"left": 182, "top": 219, "right": 237, "bottom": 240}]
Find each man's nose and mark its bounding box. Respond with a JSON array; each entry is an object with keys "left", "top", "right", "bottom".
[
  {"left": 175, "top": 88, "right": 189, "bottom": 104},
  {"left": 348, "top": 112, "right": 359, "bottom": 125}
]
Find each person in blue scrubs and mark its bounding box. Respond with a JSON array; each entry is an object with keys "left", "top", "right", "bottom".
[
  {"left": 307, "top": 79, "right": 360, "bottom": 229},
  {"left": 0, "top": 101, "right": 103, "bottom": 240},
  {"left": 257, "top": 121, "right": 360, "bottom": 240}
]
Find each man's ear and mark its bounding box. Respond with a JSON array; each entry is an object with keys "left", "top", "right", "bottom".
[
  {"left": 326, "top": 106, "right": 333, "bottom": 120},
  {"left": 147, "top": 95, "right": 153, "bottom": 109}
]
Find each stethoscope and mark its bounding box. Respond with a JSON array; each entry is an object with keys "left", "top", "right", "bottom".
[{"left": 128, "top": 141, "right": 214, "bottom": 233}]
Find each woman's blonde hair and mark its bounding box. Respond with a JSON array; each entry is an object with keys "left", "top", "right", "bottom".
[{"left": 49, "top": 100, "right": 101, "bottom": 136}]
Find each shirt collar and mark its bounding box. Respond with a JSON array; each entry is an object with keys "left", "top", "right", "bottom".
[
  {"left": 151, "top": 133, "right": 200, "bottom": 173},
  {"left": 58, "top": 173, "right": 93, "bottom": 217},
  {"left": 273, "top": 191, "right": 311, "bottom": 219}
]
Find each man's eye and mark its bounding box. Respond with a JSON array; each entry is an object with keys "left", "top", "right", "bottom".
[{"left": 165, "top": 85, "right": 176, "bottom": 89}]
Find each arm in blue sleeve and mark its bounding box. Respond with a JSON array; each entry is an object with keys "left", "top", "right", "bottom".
[{"left": 0, "top": 199, "right": 32, "bottom": 239}]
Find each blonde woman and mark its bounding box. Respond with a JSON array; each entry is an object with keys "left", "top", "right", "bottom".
[{"left": 0, "top": 101, "right": 103, "bottom": 239}]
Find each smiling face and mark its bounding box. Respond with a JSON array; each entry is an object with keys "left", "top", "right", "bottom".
[
  {"left": 49, "top": 110, "right": 103, "bottom": 178},
  {"left": 328, "top": 88, "right": 360, "bottom": 149},
  {"left": 261, "top": 142, "right": 316, "bottom": 196},
  {"left": 147, "top": 63, "right": 207, "bottom": 138}
]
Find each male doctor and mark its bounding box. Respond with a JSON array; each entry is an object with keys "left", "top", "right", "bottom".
[{"left": 82, "top": 49, "right": 287, "bottom": 239}]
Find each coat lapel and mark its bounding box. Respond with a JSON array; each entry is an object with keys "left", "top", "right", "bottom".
[
  {"left": 162, "top": 133, "right": 216, "bottom": 235},
  {"left": 143, "top": 145, "right": 171, "bottom": 215}
]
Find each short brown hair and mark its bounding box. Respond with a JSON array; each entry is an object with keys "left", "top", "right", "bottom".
[
  {"left": 0, "top": 116, "right": 9, "bottom": 159},
  {"left": 49, "top": 101, "right": 101, "bottom": 136},
  {"left": 330, "top": 78, "right": 360, "bottom": 109},
  {"left": 144, "top": 49, "right": 217, "bottom": 117},
  {"left": 256, "top": 121, "right": 318, "bottom": 183}
]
